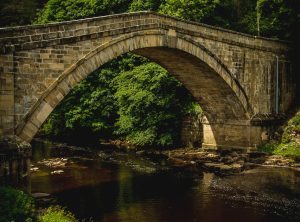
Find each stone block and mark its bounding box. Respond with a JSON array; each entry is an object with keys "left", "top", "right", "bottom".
[
  {"left": 49, "top": 63, "right": 64, "bottom": 70},
  {"left": 18, "top": 120, "right": 39, "bottom": 142},
  {"left": 0, "top": 94, "right": 14, "bottom": 111},
  {"left": 30, "top": 101, "right": 53, "bottom": 128},
  {"left": 0, "top": 73, "right": 14, "bottom": 90},
  {"left": 44, "top": 89, "right": 64, "bottom": 108},
  {"left": 57, "top": 80, "right": 71, "bottom": 96}
]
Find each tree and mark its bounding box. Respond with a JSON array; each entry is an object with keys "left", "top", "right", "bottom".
[
  {"left": 35, "top": 0, "right": 132, "bottom": 24},
  {"left": 159, "top": 0, "right": 220, "bottom": 24},
  {"left": 128, "top": 0, "right": 163, "bottom": 12},
  {"left": 0, "top": 0, "right": 47, "bottom": 27},
  {"left": 113, "top": 62, "right": 197, "bottom": 146},
  {"left": 255, "top": 0, "right": 300, "bottom": 39}
]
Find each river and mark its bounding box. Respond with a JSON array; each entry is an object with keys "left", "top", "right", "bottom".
[{"left": 24, "top": 140, "right": 300, "bottom": 222}]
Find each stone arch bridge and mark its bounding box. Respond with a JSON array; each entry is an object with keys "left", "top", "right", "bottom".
[{"left": 0, "top": 12, "right": 296, "bottom": 150}]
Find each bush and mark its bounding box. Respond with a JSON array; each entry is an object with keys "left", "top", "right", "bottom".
[
  {"left": 273, "top": 142, "right": 300, "bottom": 160},
  {"left": 39, "top": 206, "right": 78, "bottom": 222},
  {"left": 0, "top": 186, "right": 36, "bottom": 222},
  {"left": 258, "top": 110, "right": 300, "bottom": 160},
  {"left": 257, "top": 142, "right": 277, "bottom": 154},
  {"left": 113, "top": 62, "right": 196, "bottom": 147}
]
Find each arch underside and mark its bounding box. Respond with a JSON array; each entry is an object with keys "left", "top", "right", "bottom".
[
  {"left": 134, "top": 47, "right": 248, "bottom": 122},
  {"left": 16, "top": 32, "right": 256, "bottom": 149}
]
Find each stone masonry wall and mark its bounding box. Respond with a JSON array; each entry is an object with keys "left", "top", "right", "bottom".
[
  {"left": 0, "top": 53, "right": 14, "bottom": 135},
  {"left": 0, "top": 12, "right": 295, "bottom": 149},
  {"left": 181, "top": 114, "right": 203, "bottom": 148}
]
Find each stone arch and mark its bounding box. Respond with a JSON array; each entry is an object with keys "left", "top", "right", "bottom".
[{"left": 16, "top": 30, "right": 252, "bottom": 147}]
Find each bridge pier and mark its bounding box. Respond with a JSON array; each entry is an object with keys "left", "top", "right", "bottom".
[
  {"left": 201, "top": 117, "right": 280, "bottom": 151},
  {"left": 0, "top": 136, "right": 31, "bottom": 180}
]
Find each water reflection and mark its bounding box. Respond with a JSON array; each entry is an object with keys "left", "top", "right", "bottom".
[{"left": 27, "top": 140, "right": 300, "bottom": 222}]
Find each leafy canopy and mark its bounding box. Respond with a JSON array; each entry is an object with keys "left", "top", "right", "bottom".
[
  {"left": 35, "top": 0, "right": 131, "bottom": 23},
  {"left": 113, "top": 62, "right": 195, "bottom": 146},
  {"left": 159, "top": 0, "right": 221, "bottom": 23}
]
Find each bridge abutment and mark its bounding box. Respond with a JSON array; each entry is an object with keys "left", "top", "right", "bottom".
[
  {"left": 201, "top": 117, "right": 281, "bottom": 151},
  {"left": 0, "top": 136, "right": 31, "bottom": 180}
]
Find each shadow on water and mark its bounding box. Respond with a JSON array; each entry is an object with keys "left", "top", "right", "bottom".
[{"left": 26, "top": 139, "right": 300, "bottom": 222}]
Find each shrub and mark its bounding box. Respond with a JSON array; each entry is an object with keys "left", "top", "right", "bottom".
[
  {"left": 39, "top": 206, "right": 78, "bottom": 222},
  {"left": 257, "top": 142, "right": 277, "bottom": 153},
  {"left": 0, "top": 186, "right": 36, "bottom": 222},
  {"left": 273, "top": 142, "right": 300, "bottom": 160}
]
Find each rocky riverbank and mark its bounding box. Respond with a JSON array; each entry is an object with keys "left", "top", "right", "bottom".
[
  {"left": 133, "top": 148, "right": 300, "bottom": 175},
  {"left": 30, "top": 139, "right": 300, "bottom": 177},
  {"left": 159, "top": 148, "right": 300, "bottom": 174}
]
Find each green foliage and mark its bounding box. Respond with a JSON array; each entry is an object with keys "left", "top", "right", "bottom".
[
  {"left": 129, "top": 0, "right": 163, "bottom": 12},
  {"left": 39, "top": 206, "right": 78, "bottom": 222},
  {"left": 238, "top": 0, "right": 300, "bottom": 38},
  {"left": 258, "top": 142, "right": 300, "bottom": 160},
  {"left": 159, "top": 0, "right": 221, "bottom": 23},
  {"left": 35, "top": 0, "right": 132, "bottom": 24},
  {"left": 273, "top": 142, "right": 300, "bottom": 160},
  {"left": 257, "top": 142, "right": 277, "bottom": 154},
  {"left": 256, "top": 0, "right": 299, "bottom": 39},
  {"left": 0, "top": 187, "right": 79, "bottom": 222},
  {"left": 258, "top": 111, "right": 300, "bottom": 160},
  {"left": 41, "top": 55, "right": 198, "bottom": 147},
  {"left": 282, "top": 112, "right": 300, "bottom": 144},
  {"left": 0, "top": 186, "right": 36, "bottom": 222},
  {"left": 113, "top": 63, "right": 194, "bottom": 146},
  {"left": 0, "top": 0, "right": 46, "bottom": 27}
]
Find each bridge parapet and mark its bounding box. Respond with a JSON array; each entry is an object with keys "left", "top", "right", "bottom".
[{"left": 0, "top": 12, "right": 290, "bottom": 54}]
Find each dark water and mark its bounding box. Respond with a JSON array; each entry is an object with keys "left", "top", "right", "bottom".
[{"left": 27, "top": 140, "right": 300, "bottom": 222}]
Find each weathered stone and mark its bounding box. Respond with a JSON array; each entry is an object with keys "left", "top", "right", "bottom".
[
  {"left": 0, "top": 135, "right": 31, "bottom": 177},
  {"left": 0, "top": 135, "right": 31, "bottom": 151},
  {"left": 203, "top": 162, "right": 243, "bottom": 174},
  {"left": 181, "top": 114, "right": 203, "bottom": 148},
  {"left": 0, "top": 12, "right": 295, "bottom": 151}
]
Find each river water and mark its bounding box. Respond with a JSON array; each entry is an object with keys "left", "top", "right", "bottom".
[{"left": 26, "top": 140, "right": 300, "bottom": 222}]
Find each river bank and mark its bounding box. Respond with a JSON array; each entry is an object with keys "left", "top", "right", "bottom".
[
  {"left": 160, "top": 148, "right": 300, "bottom": 174},
  {"left": 93, "top": 139, "right": 300, "bottom": 173},
  {"left": 32, "top": 138, "right": 300, "bottom": 177}
]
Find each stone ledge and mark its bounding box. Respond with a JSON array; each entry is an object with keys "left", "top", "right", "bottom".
[
  {"left": 202, "top": 143, "right": 254, "bottom": 153},
  {"left": 0, "top": 12, "right": 290, "bottom": 54},
  {"left": 0, "top": 135, "right": 32, "bottom": 158},
  {"left": 250, "top": 113, "right": 286, "bottom": 126}
]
